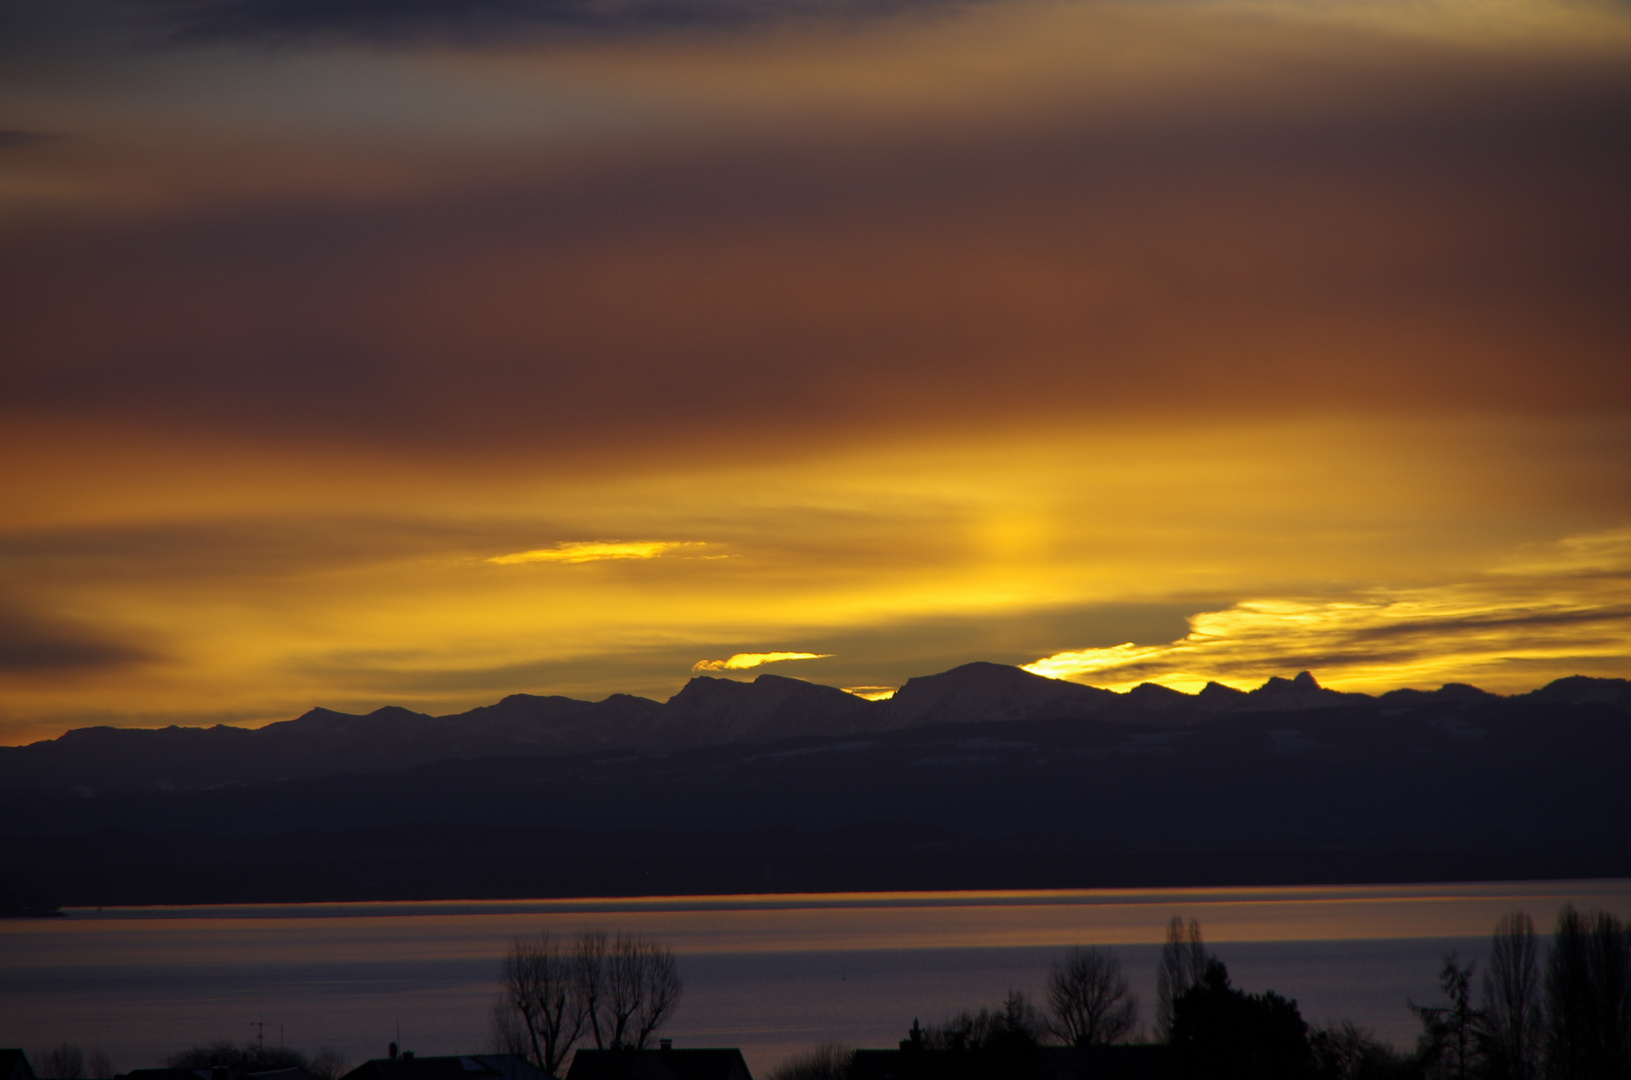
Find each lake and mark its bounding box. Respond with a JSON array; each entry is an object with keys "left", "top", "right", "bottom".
[{"left": 5, "top": 880, "right": 1630, "bottom": 1076}]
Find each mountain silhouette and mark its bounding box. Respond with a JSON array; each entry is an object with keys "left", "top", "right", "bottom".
[
  {"left": 1240, "top": 670, "right": 1371, "bottom": 711},
  {"left": 884, "top": 661, "right": 1118, "bottom": 725},
  {"left": 663, "top": 673, "right": 874, "bottom": 744},
  {"left": 2, "top": 664, "right": 1628, "bottom": 796},
  {"left": 5, "top": 670, "right": 1630, "bottom": 904}
]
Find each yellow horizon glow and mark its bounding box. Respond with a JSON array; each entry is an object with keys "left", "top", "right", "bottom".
[
  {"left": 843, "top": 687, "right": 900, "bottom": 701},
  {"left": 2, "top": 415, "right": 1624, "bottom": 746}
]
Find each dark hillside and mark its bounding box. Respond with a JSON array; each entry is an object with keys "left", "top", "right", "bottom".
[{"left": 3, "top": 681, "right": 1627, "bottom": 904}]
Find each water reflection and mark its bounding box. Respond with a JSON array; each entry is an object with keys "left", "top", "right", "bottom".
[{"left": 4, "top": 881, "right": 1628, "bottom": 1075}]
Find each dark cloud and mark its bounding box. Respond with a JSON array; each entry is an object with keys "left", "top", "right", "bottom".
[
  {"left": 2, "top": 56, "right": 1628, "bottom": 468},
  {"left": 133, "top": 0, "right": 955, "bottom": 44},
  {"left": 0, "top": 516, "right": 584, "bottom": 587},
  {"left": 1331, "top": 605, "right": 1631, "bottom": 646},
  {"left": 0, "top": 130, "right": 56, "bottom": 148},
  {"left": 0, "top": 602, "right": 157, "bottom": 674}
]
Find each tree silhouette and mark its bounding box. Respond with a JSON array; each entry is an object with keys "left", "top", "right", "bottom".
[
  {"left": 601, "top": 932, "right": 683, "bottom": 1051},
  {"left": 495, "top": 931, "right": 588, "bottom": 1075},
  {"left": 923, "top": 991, "right": 1044, "bottom": 1053},
  {"left": 1410, "top": 952, "right": 1482, "bottom": 1080},
  {"left": 1156, "top": 916, "right": 1210, "bottom": 1042},
  {"left": 766, "top": 1044, "right": 853, "bottom": 1080},
  {"left": 917, "top": 992, "right": 1044, "bottom": 1080},
  {"left": 576, "top": 930, "right": 610, "bottom": 1052},
  {"left": 1170, "top": 959, "right": 1313, "bottom": 1080},
  {"left": 33, "top": 1044, "right": 85, "bottom": 1080},
  {"left": 1480, "top": 911, "right": 1543, "bottom": 1080},
  {"left": 492, "top": 929, "right": 682, "bottom": 1073},
  {"left": 1044, "top": 946, "right": 1138, "bottom": 1046},
  {"left": 1544, "top": 905, "right": 1631, "bottom": 1080},
  {"left": 1308, "top": 1020, "right": 1414, "bottom": 1080}
]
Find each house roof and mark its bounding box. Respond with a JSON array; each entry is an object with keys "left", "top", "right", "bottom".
[
  {"left": 565, "top": 1048, "right": 753, "bottom": 1080},
  {"left": 1, "top": 1050, "right": 38, "bottom": 1080}
]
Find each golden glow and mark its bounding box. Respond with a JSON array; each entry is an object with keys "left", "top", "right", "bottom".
[
  {"left": 488, "top": 541, "right": 702, "bottom": 565},
  {"left": 843, "top": 686, "right": 899, "bottom": 701},
  {"left": 693, "top": 652, "right": 835, "bottom": 672},
  {"left": 0, "top": 0, "right": 1627, "bottom": 743},
  {"left": 1025, "top": 529, "right": 1631, "bottom": 693},
  {"left": 0, "top": 416, "right": 1626, "bottom": 744}
]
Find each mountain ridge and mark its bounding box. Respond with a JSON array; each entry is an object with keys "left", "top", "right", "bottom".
[
  {"left": 2, "top": 664, "right": 1627, "bottom": 795},
  {"left": 6, "top": 684, "right": 1631, "bottom": 904}
]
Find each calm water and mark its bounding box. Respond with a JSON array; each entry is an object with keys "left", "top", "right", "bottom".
[{"left": 5, "top": 881, "right": 1630, "bottom": 1076}]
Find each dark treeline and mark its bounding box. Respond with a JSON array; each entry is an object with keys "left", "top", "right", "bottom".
[
  {"left": 769, "top": 905, "right": 1631, "bottom": 1080},
  {"left": 1388, "top": 905, "right": 1631, "bottom": 1080}
]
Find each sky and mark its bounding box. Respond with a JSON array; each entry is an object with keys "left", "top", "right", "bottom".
[{"left": 1, "top": 0, "right": 1629, "bottom": 745}]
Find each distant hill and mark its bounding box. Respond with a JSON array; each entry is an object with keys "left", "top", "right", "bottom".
[
  {"left": 3, "top": 675, "right": 1629, "bottom": 904},
  {"left": 2, "top": 665, "right": 1627, "bottom": 796}
]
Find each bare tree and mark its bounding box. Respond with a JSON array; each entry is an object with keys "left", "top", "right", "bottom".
[
  {"left": 1045, "top": 946, "right": 1138, "bottom": 1046},
  {"left": 576, "top": 930, "right": 610, "bottom": 1051},
  {"left": 922, "top": 991, "right": 1044, "bottom": 1059},
  {"left": 493, "top": 928, "right": 683, "bottom": 1065},
  {"left": 597, "top": 932, "right": 684, "bottom": 1050},
  {"left": 767, "top": 1044, "right": 853, "bottom": 1080},
  {"left": 629, "top": 935, "right": 683, "bottom": 1050},
  {"left": 1481, "top": 910, "right": 1543, "bottom": 1080},
  {"left": 306, "top": 1049, "right": 347, "bottom": 1080},
  {"left": 491, "top": 997, "right": 532, "bottom": 1058},
  {"left": 495, "top": 931, "right": 589, "bottom": 1076},
  {"left": 33, "top": 1044, "right": 85, "bottom": 1080},
  {"left": 1156, "top": 916, "right": 1209, "bottom": 1042},
  {"left": 1310, "top": 1020, "right": 1412, "bottom": 1080},
  {"left": 604, "top": 933, "right": 646, "bottom": 1050},
  {"left": 1545, "top": 905, "right": 1631, "bottom": 1080}
]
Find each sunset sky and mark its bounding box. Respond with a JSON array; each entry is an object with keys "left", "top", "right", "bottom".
[{"left": 2, "top": 0, "right": 1629, "bottom": 745}]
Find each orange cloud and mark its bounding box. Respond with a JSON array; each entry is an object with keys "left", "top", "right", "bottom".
[
  {"left": 692, "top": 652, "right": 834, "bottom": 672},
  {"left": 1024, "top": 529, "right": 1631, "bottom": 694},
  {"left": 489, "top": 541, "right": 702, "bottom": 564}
]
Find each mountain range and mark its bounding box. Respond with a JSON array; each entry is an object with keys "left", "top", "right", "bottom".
[
  {"left": 6, "top": 663, "right": 1626, "bottom": 796},
  {"left": 3, "top": 664, "right": 1629, "bottom": 907}
]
